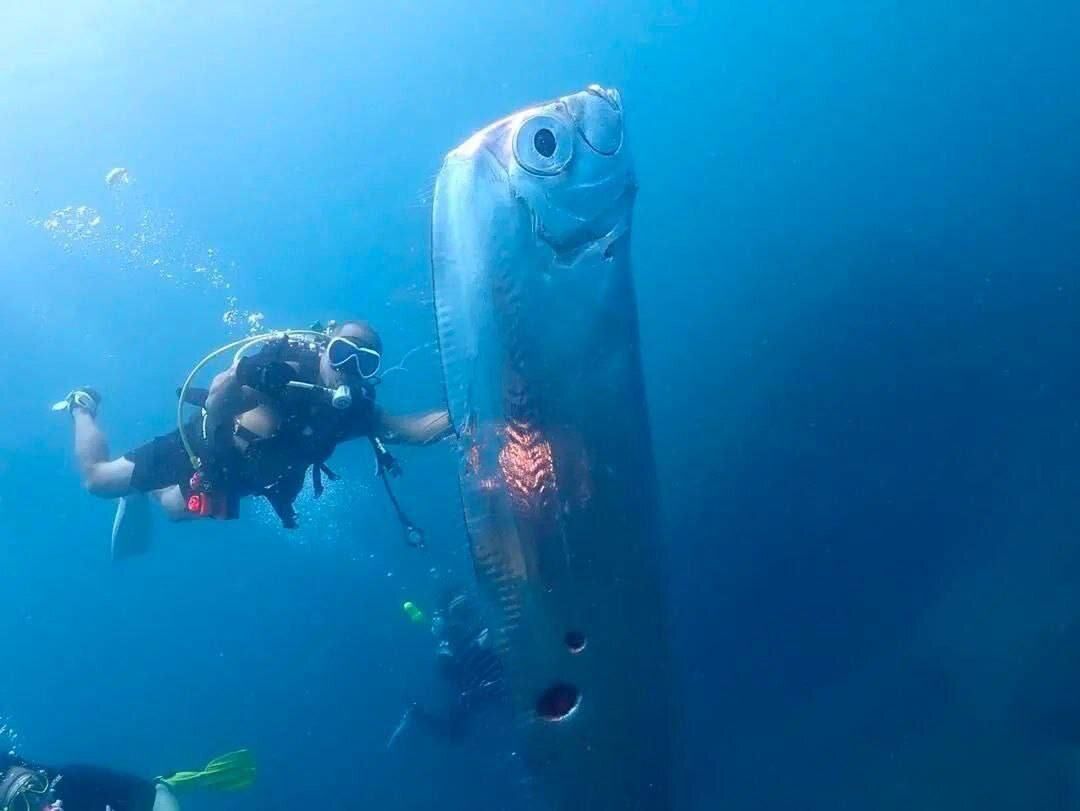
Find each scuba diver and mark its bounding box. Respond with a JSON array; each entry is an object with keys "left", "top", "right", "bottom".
[
  {"left": 55, "top": 320, "right": 451, "bottom": 557},
  {"left": 0, "top": 748, "right": 254, "bottom": 811},
  {"left": 387, "top": 588, "right": 507, "bottom": 748}
]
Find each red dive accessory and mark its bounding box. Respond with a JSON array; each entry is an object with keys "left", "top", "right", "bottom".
[{"left": 186, "top": 469, "right": 239, "bottom": 520}]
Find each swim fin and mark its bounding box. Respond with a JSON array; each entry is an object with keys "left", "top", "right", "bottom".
[
  {"left": 111, "top": 493, "right": 153, "bottom": 561},
  {"left": 158, "top": 749, "right": 256, "bottom": 792},
  {"left": 175, "top": 385, "right": 209, "bottom": 408}
]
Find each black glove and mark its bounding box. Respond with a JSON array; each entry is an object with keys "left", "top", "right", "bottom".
[
  {"left": 381, "top": 450, "right": 402, "bottom": 478},
  {"left": 236, "top": 356, "right": 296, "bottom": 393}
]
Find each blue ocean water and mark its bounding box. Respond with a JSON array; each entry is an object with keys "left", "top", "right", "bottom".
[{"left": 2, "top": 2, "right": 1080, "bottom": 809}]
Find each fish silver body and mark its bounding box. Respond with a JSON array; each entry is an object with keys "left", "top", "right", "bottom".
[{"left": 431, "top": 85, "right": 672, "bottom": 810}]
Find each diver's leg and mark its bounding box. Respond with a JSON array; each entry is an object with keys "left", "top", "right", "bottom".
[
  {"left": 152, "top": 783, "right": 181, "bottom": 811},
  {"left": 150, "top": 486, "right": 199, "bottom": 522},
  {"left": 72, "top": 409, "right": 135, "bottom": 497}
]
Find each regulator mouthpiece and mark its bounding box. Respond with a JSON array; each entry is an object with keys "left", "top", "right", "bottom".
[{"left": 331, "top": 385, "right": 353, "bottom": 410}]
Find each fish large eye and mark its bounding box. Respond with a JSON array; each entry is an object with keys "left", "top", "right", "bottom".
[{"left": 513, "top": 114, "right": 573, "bottom": 176}]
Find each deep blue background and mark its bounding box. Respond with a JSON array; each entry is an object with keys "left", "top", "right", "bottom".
[{"left": 2, "top": 2, "right": 1080, "bottom": 809}]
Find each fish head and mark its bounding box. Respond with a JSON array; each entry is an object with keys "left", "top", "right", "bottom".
[
  {"left": 453, "top": 84, "right": 635, "bottom": 264},
  {"left": 432, "top": 85, "right": 639, "bottom": 435}
]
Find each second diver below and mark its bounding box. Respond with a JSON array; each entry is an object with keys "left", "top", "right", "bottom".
[
  {"left": 56, "top": 319, "right": 451, "bottom": 555},
  {"left": 388, "top": 588, "right": 507, "bottom": 749}
]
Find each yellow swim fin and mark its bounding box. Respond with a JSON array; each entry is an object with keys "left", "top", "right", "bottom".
[{"left": 159, "top": 749, "right": 256, "bottom": 792}]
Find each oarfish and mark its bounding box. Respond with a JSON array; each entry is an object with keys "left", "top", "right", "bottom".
[{"left": 431, "top": 85, "right": 672, "bottom": 810}]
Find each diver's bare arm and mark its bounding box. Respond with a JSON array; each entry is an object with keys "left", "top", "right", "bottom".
[
  {"left": 372, "top": 407, "right": 453, "bottom": 446},
  {"left": 203, "top": 366, "right": 259, "bottom": 435}
]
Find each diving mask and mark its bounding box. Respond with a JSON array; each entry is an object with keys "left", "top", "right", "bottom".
[{"left": 327, "top": 336, "right": 381, "bottom": 379}]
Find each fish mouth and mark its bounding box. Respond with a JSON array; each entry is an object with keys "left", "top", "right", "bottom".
[{"left": 531, "top": 181, "right": 636, "bottom": 264}]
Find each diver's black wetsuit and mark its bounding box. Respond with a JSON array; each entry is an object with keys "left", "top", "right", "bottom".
[{"left": 0, "top": 754, "right": 157, "bottom": 811}]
